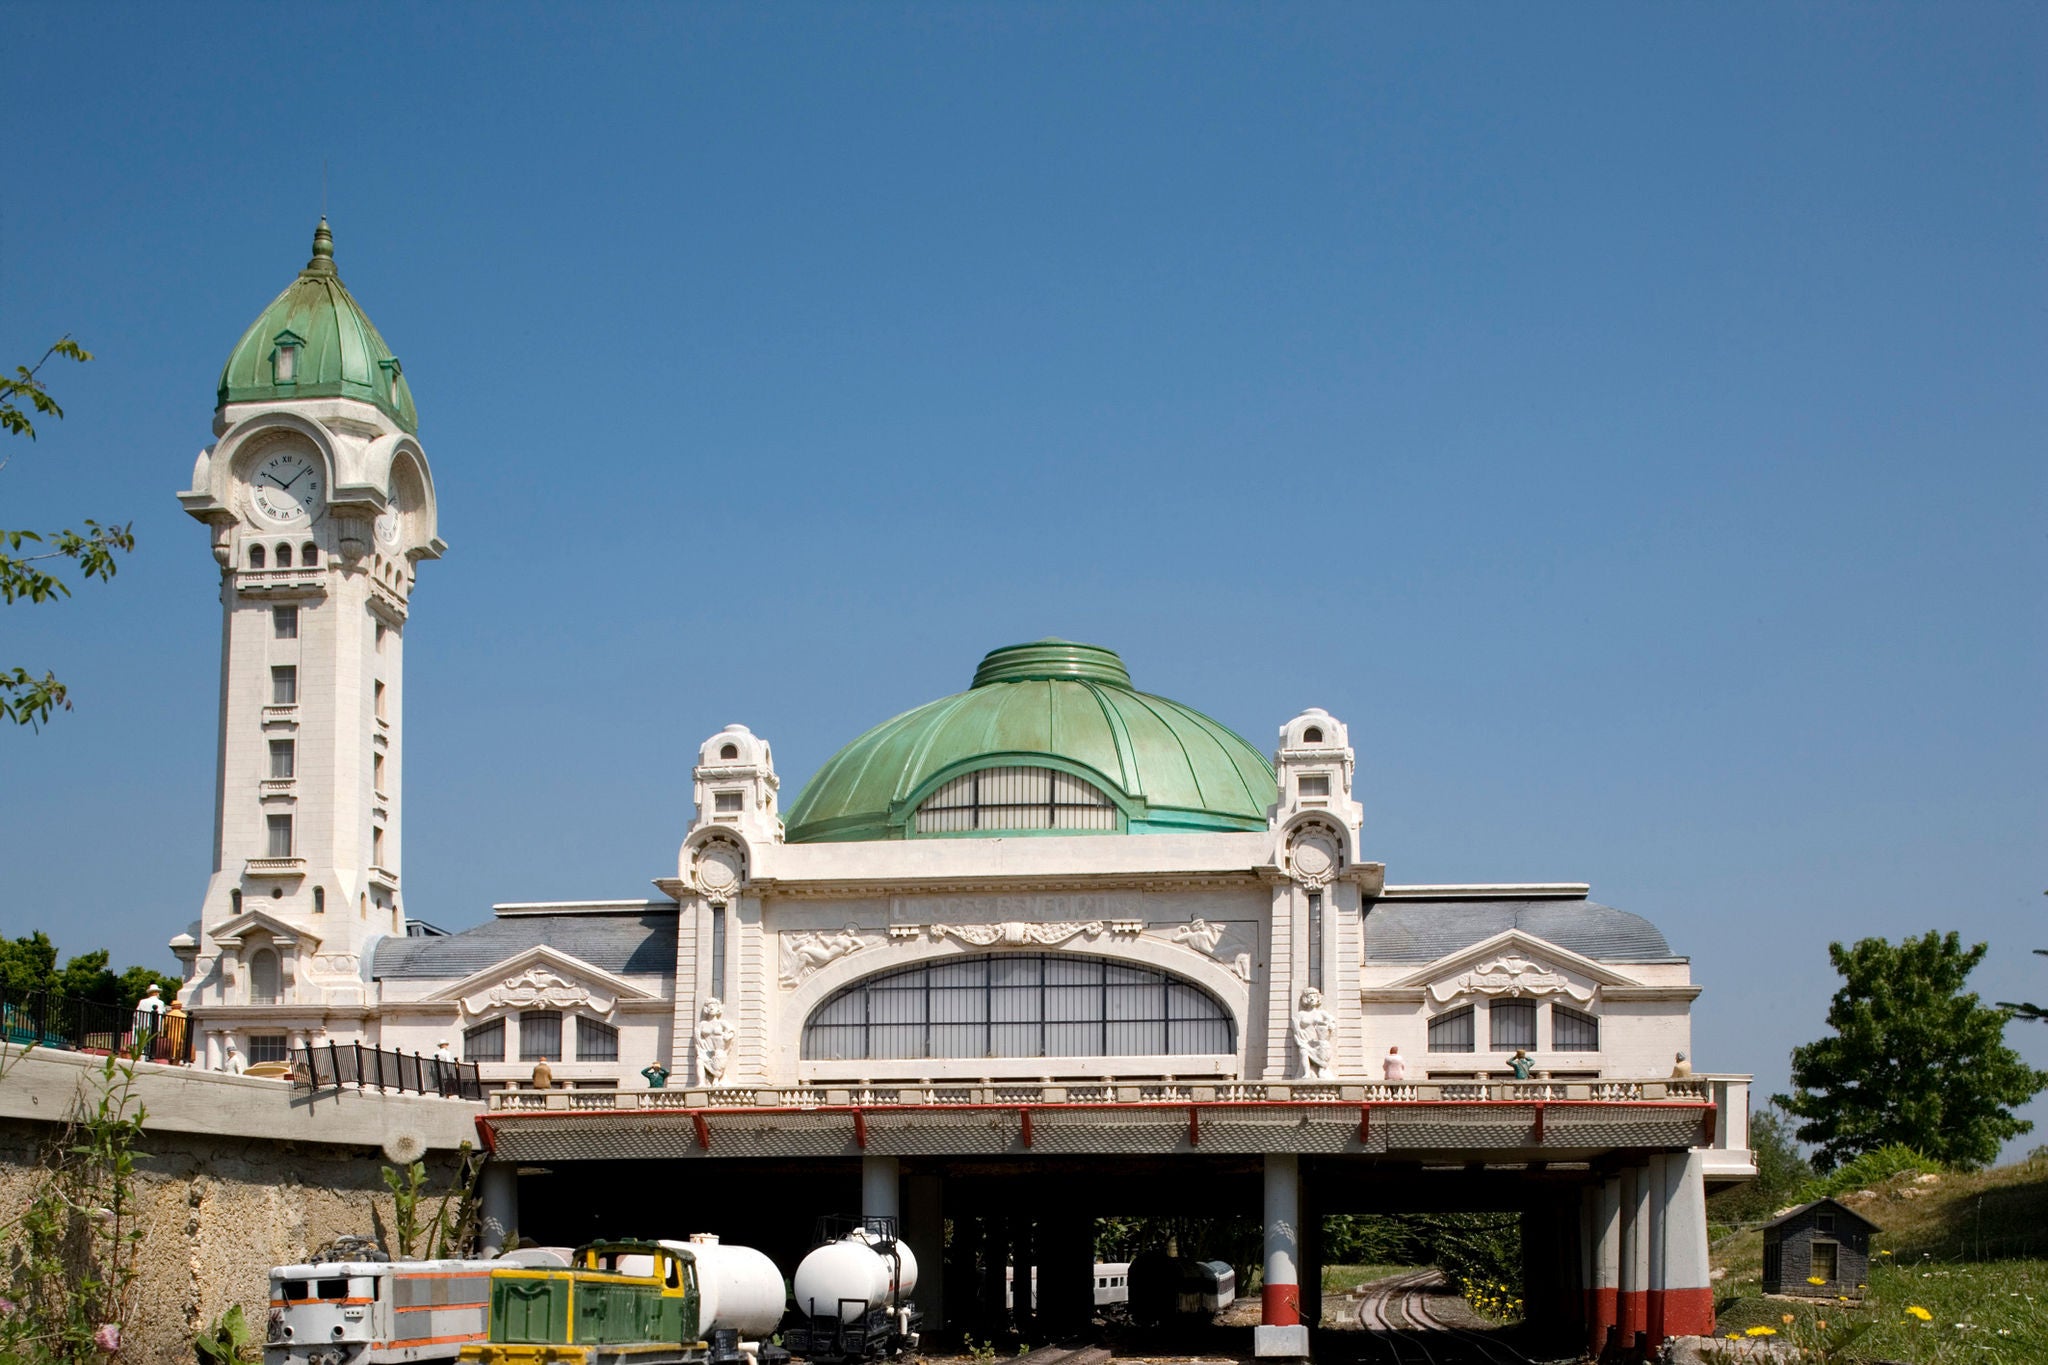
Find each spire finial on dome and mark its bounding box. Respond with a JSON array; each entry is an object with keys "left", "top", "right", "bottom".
[{"left": 303, "top": 218, "right": 337, "bottom": 276}]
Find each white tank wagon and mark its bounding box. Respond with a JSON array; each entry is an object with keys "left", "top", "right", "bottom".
[
  {"left": 781, "top": 1218, "right": 920, "bottom": 1365},
  {"left": 615, "top": 1236, "right": 788, "bottom": 1338},
  {"left": 266, "top": 1249, "right": 499, "bottom": 1365}
]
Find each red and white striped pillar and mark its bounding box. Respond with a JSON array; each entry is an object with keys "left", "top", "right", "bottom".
[
  {"left": 1588, "top": 1175, "right": 1621, "bottom": 1354},
  {"left": 1652, "top": 1150, "right": 1715, "bottom": 1342},
  {"left": 1253, "top": 1153, "right": 1308, "bottom": 1359}
]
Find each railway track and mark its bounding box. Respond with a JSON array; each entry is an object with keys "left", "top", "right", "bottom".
[{"left": 1352, "top": 1269, "right": 1548, "bottom": 1365}]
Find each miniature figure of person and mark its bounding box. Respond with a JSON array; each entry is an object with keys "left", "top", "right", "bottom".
[
  {"left": 1382, "top": 1044, "right": 1406, "bottom": 1082},
  {"left": 1670, "top": 1050, "right": 1692, "bottom": 1078},
  {"left": 223, "top": 1042, "right": 246, "bottom": 1074},
  {"left": 695, "top": 998, "right": 738, "bottom": 1085},
  {"left": 135, "top": 982, "right": 166, "bottom": 1026},
  {"left": 1508, "top": 1048, "right": 1534, "bottom": 1080},
  {"left": 1292, "top": 988, "right": 1337, "bottom": 1080},
  {"left": 163, "top": 996, "right": 189, "bottom": 1064},
  {"left": 641, "top": 1062, "right": 671, "bottom": 1090},
  {"left": 530, "top": 1057, "right": 554, "bottom": 1090}
]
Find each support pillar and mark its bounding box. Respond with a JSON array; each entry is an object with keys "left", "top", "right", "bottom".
[
  {"left": 1589, "top": 1175, "right": 1621, "bottom": 1356},
  {"left": 1037, "top": 1205, "right": 1094, "bottom": 1338},
  {"left": 479, "top": 1161, "right": 517, "bottom": 1257},
  {"left": 1646, "top": 1154, "right": 1671, "bottom": 1345},
  {"left": 905, "top": 1173, "right": 946, "bottom": 1331},
  {"left": 863, "top": 1155, "right": 901, "bottom": 1222},
  {"left": 1253, "top": 1153, "right": 1308, "bottom": 1359},
  {"left": 1619, "top": 1164, "right": 1651, "bottom": 1350},
  {"left": 1654, "top": 1151, "right": 1714, "bottom": 1342}
]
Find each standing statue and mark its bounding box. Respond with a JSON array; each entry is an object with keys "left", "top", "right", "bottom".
[
  {"left": 1292, "top": 987, "right": 1337, "bottom": 1080},
  {"left": 695, "top": 998, "right": 738, "bottom": 1085}
]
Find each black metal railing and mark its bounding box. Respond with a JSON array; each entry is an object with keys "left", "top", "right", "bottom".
[
  {"left": 297, "top": 1040, "right": 484, "bottom": 1102},
  {"left": 0, "top": 986, "right": 194, "bottom": 1064}
]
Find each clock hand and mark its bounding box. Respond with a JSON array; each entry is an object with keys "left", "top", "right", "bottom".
[
  {"left": 281, "top": 467, "right": 312, "bottom": 490},
  {"left": 261, "top": 475, "right": 291, "bottom": 489}
]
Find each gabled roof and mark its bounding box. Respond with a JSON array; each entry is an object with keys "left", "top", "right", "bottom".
[
  {"left": 1364, "top": 897, "right": 1677, "bottom": 963},
  {"left": 1761, "top": 1197, "right": 1882, "bottom": 1234},
  {"left": 213, "top": 909, "right": 320, "bottom": 951},
  {"left": 1385, "top": 929, "right": 1646, "bottom": 993}
]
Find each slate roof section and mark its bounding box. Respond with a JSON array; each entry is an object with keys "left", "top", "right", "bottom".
[
  {"left": 372, "top": 909, "right": 679, "bottom": 980},
  {"left": 1363, "top": 898, "right": 1678, "bottom": 963}
]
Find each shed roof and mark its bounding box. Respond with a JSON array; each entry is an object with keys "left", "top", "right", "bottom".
[
  {"left": 1760, "top": 1198, "right": 1882, "bottom": 1233},
  {"left": 1363, "top": 898, "right": 1677, "bottom": 963},
  {"left": 371, "top": 909, "right": 677, "bottom": 980}
]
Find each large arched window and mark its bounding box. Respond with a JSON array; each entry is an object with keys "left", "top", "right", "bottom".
[
  {"left": 802, "top": 953, "right": 1232, "bottom": 1061},
  {"left": 914, "top": 766, "right": 1117, "bottom": 834}
]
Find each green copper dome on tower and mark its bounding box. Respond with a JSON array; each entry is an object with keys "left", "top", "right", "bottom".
[
  {"left": 784, "top": 640, "right": 1278, "bottom": 843},
  {"left": 217, "top": 220, "right": 418, "bottom": 433}
]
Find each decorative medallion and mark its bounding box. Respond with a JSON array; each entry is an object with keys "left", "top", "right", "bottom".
[
  {"left": 692, "top": 840, "right": 745, "bottom": 902},
  {"left": 1286, "top": 827, "right": 1341, "bottom": 889}
]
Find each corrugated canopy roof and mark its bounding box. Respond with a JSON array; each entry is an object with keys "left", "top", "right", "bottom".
[{"left": 1364, "top": 898, "right": 1677, "bottom": 963}]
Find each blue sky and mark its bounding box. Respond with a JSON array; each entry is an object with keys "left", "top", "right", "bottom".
[{"left": 4, "top": 5, "right": 2044, "bottom": 1153}]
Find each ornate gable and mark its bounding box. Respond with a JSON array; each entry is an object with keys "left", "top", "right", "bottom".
[
  {"left": 1375, "top": 929, "right": 1644, "bottom": 1007},
  {"left": 420, "top": 945, "right": 659, "bottom": 1021}
]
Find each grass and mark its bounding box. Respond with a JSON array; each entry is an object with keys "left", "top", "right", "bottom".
[
  {"left": 1321, "top": 1263, "right": 1423, "bottom": 1295},
  {"left": 1710, "top": 1157, "right": 2048, "bottom": 1362}
]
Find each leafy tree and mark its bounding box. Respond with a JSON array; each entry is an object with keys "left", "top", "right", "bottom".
[
  {"left": 1775, "top": 931, "right": 2048, "bottom": 1171},
  {"left": 1707, "top": 1103, "right": 1815, "bottom": 1222},
  {"left": 3, "top": 337, "right": 135, "bottom": 729},
  {"left": 0, "top": 931, "right": 178, "bottom": 1009},
  {"left": 1994, "top": 947, "right": 2047, "bottom": 1023}
]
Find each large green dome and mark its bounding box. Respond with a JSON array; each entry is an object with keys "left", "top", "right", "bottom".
[
  {"left": 217, "top": 220, "right": 418, "bottom": 433},
  {"left": 784, "top": 640, "right": 1278, "bottom": 843}
]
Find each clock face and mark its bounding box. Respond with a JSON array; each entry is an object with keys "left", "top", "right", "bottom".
[
  {"left": 374, "top": 509, "right": 401, "bottom": 550},
  {"left": 249, "top": 449, "right": 323, "bottom": 528}
]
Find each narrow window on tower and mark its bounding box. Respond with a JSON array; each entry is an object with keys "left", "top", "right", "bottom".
[
  {"left": 266, "top": 814, "right": 294, "bottom": 859},
  {"left": 372, "top": 826, "right": 385, "bottom": 867},
  {"left": 275, "top": 543, "right": 292, "bottom": 569},
  {"left": 1307, "top": 891, "right": 1324, "bottom": 990},
  {"left": 374, "top": 680, "right": 386, "bottom": 721},
  {"left": 374, "top": 622, "right": 387, "bottom": 654},
  {"left": 313, "top": 886, "right": 324, "bottom": 914},
  {"left": 269, "top": 739, "right": 295, "bottom": 780},
  {"left": 372, "top": 752, "right": 386, "bottom": 795},
  {"left": 271, "top": 666, "right": 297, "bottom": 705},
  {"left": 248, "top": 544, "right": 266, "bottom": 570},
  {"left": 710, "top": 904, "right": 727, "bottom": 1000},
  {"left": 300, "top": 541, "right": 317, "bottom": 566},
  {"left": 272, "top": 605, "right": 298, "bottom": 639}
]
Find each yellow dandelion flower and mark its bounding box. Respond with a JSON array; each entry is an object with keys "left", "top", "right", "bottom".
[
  {"left": 1906, "top": 1306, "right": 1933, "bottom": 1321},
  {"left": 1808, "top": 1276, "right": 1828, "bottom": 1286},
  {"left": 1746, "top": 1326, "right": 1777, "bottom": 1337}
]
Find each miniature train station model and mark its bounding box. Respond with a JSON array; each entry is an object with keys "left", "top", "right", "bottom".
[{"left": 176, "top": 225, "right": 1757, "bottom": 1359}]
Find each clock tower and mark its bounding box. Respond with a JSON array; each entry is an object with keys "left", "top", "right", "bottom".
[{"left": 172, "top": 221, "right": 444, "bottom": 1068}]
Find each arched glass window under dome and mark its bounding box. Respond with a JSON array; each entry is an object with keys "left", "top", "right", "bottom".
[
  {"left": 914, "top": 765, "right": 1117, "bottom": 834},
  {"left": 802, "top": 954, "right": 1233, "bottom": 1061}
]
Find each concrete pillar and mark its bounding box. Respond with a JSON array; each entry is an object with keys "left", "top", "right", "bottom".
[
  {"left": 479, "top": 1162, "right": 517, "bottom": 1256},
  {"left": 1589, "top": 1175, "right": 1621, "bottom": 1355},
  {"left": 1655, "top": 1150, "right": 1714, "bottom": 1342},
  {"left": 1037, "top": 1206, "right": 1094, "bottom": 1337},
  {"left": 1619, "top": 1165, "right": 1650, "bottom": 1348},
  {"left": 1296, "top": 1162, "right": 1323, "bottom": 1330},
  {"left": 905, "top": 1173, "right": 945, "bottom": 1330},
  {"left": 1253, "top": 1153, "right": 1307, "bottom": 1359},
  {"left": 1646, "top": 1154, "right": 1671, "bottom": 1344},
  {"left": 863, "top": 1155, "right": 901, "bottom": 1223}
]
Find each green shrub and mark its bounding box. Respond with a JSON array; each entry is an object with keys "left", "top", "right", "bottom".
[{"left": 1797, "top": 1144, "right": 1943, "bottom": 1203}]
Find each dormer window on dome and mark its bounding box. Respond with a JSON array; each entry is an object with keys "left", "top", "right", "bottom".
[
  {"left": 271, "top": 330, "right": 305, "bottom": 385},
  {"left": 378, "top": 357, "right": 402, "bottom": 398},
  {"left": 915, "top": 765, "right": 1118, "bottom": 835}
]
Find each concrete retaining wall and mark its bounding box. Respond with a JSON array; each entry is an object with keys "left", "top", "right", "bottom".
[{"left": 0, "top": 1048, "right": 482, "bottom": 1360}]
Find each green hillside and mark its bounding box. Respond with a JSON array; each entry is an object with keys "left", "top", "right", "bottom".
[{"left": 1710, "top": 1157, "right": 2048, "bottom": 1361}]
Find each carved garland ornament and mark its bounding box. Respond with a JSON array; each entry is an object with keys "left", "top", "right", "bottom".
[
  {"left": 1426, "top": 954, "right": 1596, "bottom": 1005},
  {"left": 459, "top": 966, "right": 617, "bottom": 1020}
]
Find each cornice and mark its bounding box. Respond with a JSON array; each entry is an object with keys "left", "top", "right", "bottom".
[{"left": 745, "top": 870, "right": 1268, "bottom": 899}]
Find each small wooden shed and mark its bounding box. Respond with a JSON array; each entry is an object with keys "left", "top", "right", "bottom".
[{"left": 1761, "top": 1197, "right": 1879, "bottom": 1297}]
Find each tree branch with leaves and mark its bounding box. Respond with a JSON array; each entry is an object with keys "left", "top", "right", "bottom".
[{"left": 2, "top": 337, "right": 135, "bottom": 729}]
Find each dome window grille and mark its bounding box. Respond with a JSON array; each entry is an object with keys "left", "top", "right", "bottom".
[
  {"left": 914, "top": 765, "right": 1117, "bottom": 834},
  {"left": 802, "top": 953, "right": 1232, "bottom": 1061},
  {"left": 270, "top": 330, "right": 304, "bottom": 385}
]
